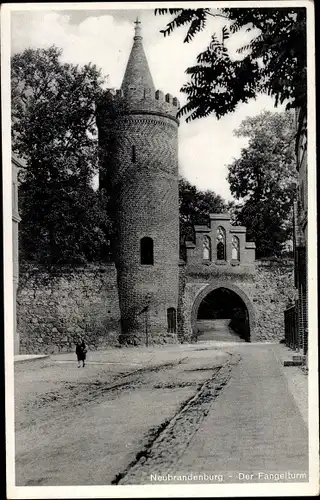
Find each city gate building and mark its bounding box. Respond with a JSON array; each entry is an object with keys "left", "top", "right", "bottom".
[{"left": 15, "top": 19, "right": 296, "bottom": 353}]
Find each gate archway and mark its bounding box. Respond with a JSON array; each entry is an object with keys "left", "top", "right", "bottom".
[{"left": 191, "top": 282, "right": 256, "bottom": 342}]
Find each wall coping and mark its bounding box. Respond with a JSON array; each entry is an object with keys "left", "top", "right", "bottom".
[
  {"left": 255, "top": 258, "right": 294, "bottom": 266},
  {"left": 194, "top": 225, "right": 210, "bottom": 232},
  {"left": 185, "top": 263, "right": 256, "bottom": 276},
  {"left": 19, "top": 262, "right": 117, "bottom": 277}
]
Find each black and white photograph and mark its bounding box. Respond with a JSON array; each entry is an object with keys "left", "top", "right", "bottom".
[{"left": 2, "top": 1, "right": 318, "bottom": 497}]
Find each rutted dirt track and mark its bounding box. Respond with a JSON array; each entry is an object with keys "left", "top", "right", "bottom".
[
  {"left": 15, "top": 344, "right": 234, "bottom": 486},
  {"left": 116, "top": 357, "right": 240, "bottom": 485}
]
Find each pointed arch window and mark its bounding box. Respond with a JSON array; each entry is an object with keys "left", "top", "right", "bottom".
[
  {"left": 216, "top": 226, "right": 226, "bottom": 261},
  {"left": 203, "top": 235, "right": 211, "bottom": 261},
  {"left": 167, "top": 308, "right": 176, "bottom": 333},
  {"left": 140, "top": 237, "right": 154, "bottom": 265},
  {"left": 232, "top": 235, "right": 240, "bottom": 261}
]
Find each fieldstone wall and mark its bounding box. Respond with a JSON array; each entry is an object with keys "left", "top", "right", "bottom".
[
  {"left": 17, "top": 264, "right": 121, "bottom": 354},
  {"left": 251, "top": 260, "right": 296, "bottom": 341},
  {"left": 179, "top": 259, "right": 295, "bottom": 343},
  {"left": 17, "top": 259, "right": 295, "bottom": 353}
]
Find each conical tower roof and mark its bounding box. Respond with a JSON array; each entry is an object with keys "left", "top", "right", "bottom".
[{"left": 121, "top": 18, "right": 155, "bottom": 94}]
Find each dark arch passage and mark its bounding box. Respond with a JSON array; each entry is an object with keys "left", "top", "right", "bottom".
[{"left": 193, "top": 285, "right": 254, "bottom": 342}]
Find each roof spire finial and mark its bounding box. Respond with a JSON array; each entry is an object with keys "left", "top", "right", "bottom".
[
  {"left": 121, "top": 14, "right": 155, "bottom": 93},
  {"left": 134, "top": 16, "right": 142, "bottom": 39}
]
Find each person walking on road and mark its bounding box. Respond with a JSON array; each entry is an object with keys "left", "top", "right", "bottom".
[{"left": 76, "top": 339, "right": 87, "bottom": 368}]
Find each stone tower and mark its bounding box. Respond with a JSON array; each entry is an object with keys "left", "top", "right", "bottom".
[{"left": 97, "top": 19, "right": 180, "bottom": 345}]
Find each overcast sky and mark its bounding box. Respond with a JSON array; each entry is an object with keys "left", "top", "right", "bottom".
[{"left": 11, "top": 6, "right": 285, "bottom": 201}]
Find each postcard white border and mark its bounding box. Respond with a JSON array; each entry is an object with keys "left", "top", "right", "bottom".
[{"left": 2, "top": 1, "right": 318, "bottom": 498}]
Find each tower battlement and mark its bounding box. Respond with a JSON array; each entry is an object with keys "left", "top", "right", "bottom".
[
  {"left": 98, "top": 17, "right": 180, "bottom": 123},
  {"left": 102, "top": 86, "right": 180, "bottom": 122}
]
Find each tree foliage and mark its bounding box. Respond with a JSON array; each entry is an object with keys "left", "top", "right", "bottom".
[
  {"left": 12, "top": 46, "right": 112, "bottom": 267},
  {"left": 227, "top": 111, "right": 298, "bottom": 257},
  {"left": 155, "top": 8, "right": 306, "bottom": 122},
  {"left": 179, "top": 178, "right": 228, "bottom": 255}
]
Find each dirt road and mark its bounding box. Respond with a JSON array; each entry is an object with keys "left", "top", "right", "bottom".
[
  {"left": 14, "top": 342, "right": 308, "bottom": 487},
  {"left": 15, "top": 343, "right": 233, "bottom": 486}
]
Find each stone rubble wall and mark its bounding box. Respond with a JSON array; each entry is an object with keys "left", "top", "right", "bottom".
[
  {"left": 252, "top": 260, "right": 296, "bottom": 341},
  {"left": 17, "top": 259, "right": 295, "bottom": 353},
  {"left": 17, "top": 264, "right": 121, "bottom": 354}
]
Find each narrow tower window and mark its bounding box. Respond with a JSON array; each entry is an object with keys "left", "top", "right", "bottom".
[
  {"left": 132, "top": 145, "right": 136, "bottom": 163},
  {"left": 203, "top": 235, "right": 211, "bottom": 261},
  {"left": 216, "top": 226, "right": 226, "bottom": 260},
  {"left": 232, "top": 235, "right": 240, "bottom": 261},
  {"left": 167, "top": 308, "right": 177, "bottom": 333},
  {"left": 140, "top": 237, "right": 154, "bottom": 265}
]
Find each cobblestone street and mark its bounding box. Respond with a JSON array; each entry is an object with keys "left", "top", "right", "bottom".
[
  {"left": 120, "top": 343, "right": 308, "bottom": 484},
  {"left": 14, "top": 342, "right": 308, "bottom": 487}
]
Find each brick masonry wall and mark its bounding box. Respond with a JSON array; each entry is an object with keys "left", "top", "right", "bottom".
[
  {"left": 179, "top": 259, "right": 295, "bottom": 343},
  {"left": 17, "top": 264, "right": 121, "bottom": 354}
]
